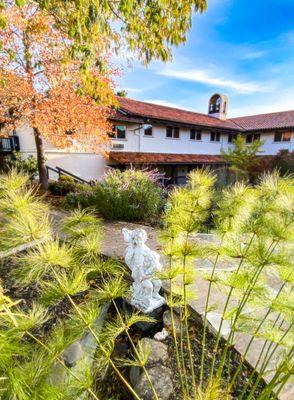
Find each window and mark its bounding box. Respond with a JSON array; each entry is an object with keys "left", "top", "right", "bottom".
[
  {"left": 282, "top": 132, "right": 292, "bottom": 142},
  {"left": 246, "top": 134, "right": 253, "bottom": 143},
  {"left": 190, "top": 129, "right": 202, "bottom": 140},
  {"left": 274, "top": 132, "right": 282, "bottom": 142},
  {"left": 111, "top": 125, "right": 126, "bottom": 139},
  {"left": 143, "top": 124, "right": 153, "bottom": 136},
  {"left": 274, "top": 131, "right": 291, "bottom": 142},
  {"left": 166, "top": 126, "right": 180, "bottom": 139},
  {"left": 228, "top": 133, "right": 233, "bottom": 143},
  {"left": 210, "top": 131, "right": 221, "bottom": 142},
  {"left": 247, "top": 133, "right": 261, "bottom": 143}
]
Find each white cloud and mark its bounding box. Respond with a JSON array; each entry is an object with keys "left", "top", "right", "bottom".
[
  {"left": 124, "top": 87, "right": 143, "bottom": 93},
  {"left": 240, "top": 50, "right": 265, "bottom": 60},
  {"left": 157, "top": 67, "right": 270, "bottom": 94}
]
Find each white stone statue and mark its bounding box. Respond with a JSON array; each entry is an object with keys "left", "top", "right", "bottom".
[{"left": 122, "top": 228, "right": 165, "bottom": 313}]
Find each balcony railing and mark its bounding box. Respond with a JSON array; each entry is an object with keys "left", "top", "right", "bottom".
[{"left": 0, "top": 136, "right": 20, "bottom": 153}]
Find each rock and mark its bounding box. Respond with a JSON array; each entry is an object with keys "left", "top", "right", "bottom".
[
  {"left": 130, "top": 338, "right": 170, "bottom": 388},
  {"left": 140, "top": 338, "right": 169, "bottom": 367},
  {"left": 163, "top": 310, "right": 181, "bottom": 335},
  {"left": 205, "top": 312, "right": 231, "bottom": 337},
  {"left": 154, "top": 328, "right": 169, "bottom": 341},
  {"left": 63, "top": 341, "right": 84, "bottom": 367},
  {"left": 134, "top": 365, "right": 173, "bottom": 400}
]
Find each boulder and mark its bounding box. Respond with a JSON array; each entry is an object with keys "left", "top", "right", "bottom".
[
  {"left": 130, "top": 338, "right": 173, "bottom": 399},
  {"left": 154, "top": 328, "right": 169, "bottom": 341},
  {"left": 141, "top": 337, "right": 169, "bottom": 367},
  {"left": 163, "top": 310, "right": 181, "bottom": 335},
  {"left": 134, "top": 365, "right": 173, "bottom": 400}
]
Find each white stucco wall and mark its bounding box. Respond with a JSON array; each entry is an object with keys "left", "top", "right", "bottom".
[
  {"left": 13, "top": 122, "right": 293, "bottom": 182},
  {"left": 14, "top": 124, "right": 107, "bottom": 181},
  {"left": 112, "top": 123, "right": 234, "bottom": 154},
  {"left": 112, "top": 123, "right": 293, "bottom": 156},
  {"left": 259, "top": 131, "right": 293, "bottom": 155}
]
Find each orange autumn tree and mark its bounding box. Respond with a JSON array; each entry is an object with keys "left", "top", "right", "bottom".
[{"left": 0, "top": 0, "right": 116, "bottom": 189}]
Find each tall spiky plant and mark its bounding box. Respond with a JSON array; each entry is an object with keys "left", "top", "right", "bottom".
[
  {"left": 160, "top": 169, "right": 294, "bottom": 399},
  {"left": 0, "top": 172, "right": 156, "bottom": 400},
  {"left": 1, "top": 169, "right": 293, "bottom": 400}
]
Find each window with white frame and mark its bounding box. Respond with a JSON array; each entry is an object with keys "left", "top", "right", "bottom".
[
  {"left": 190, "top": 129, "right": 202, "bottom": 140},
  {"left": 143, "top": 124, "right": 153, "bottom": 136},
  {"left": 246, "top": 133, "right": 261, "bottom": 143},
  {"left": 274, "top": 131, "right": 292, "bottom": 142},
  {"left": 166, "top": 126, "right": 180, "bottom": 139},
  {"left": 110, "top": 125, "right": 126, "bottom": 139},
  {"left": 210, "top": 131, "right": 221, "bottom": 142}
]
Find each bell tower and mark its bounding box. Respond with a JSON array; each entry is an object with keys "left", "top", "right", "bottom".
[{"left": 208, "top": 93, "right": 228, "bottom": 120}]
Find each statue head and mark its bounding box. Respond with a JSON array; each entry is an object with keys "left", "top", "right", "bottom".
[{"left": 122, "top": 228, "right": 147, "bottom": 247}]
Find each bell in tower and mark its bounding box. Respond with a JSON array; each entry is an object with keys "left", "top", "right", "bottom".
[{"left": 208, "top": 94, "right": 228, "bottom": 120}]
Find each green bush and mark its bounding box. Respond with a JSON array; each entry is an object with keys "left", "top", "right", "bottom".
[
  {"left": 48, "top": 175, "right": 87, "bottom": 196},
  {"left": 63, "top": 190, "right": 96, "bottom": 209},
  {"left": 92, "top": 169, "right": 164, "bottom": 221},
  {"left": 6, "top": 151, "right": 38, "bottom": 178}
]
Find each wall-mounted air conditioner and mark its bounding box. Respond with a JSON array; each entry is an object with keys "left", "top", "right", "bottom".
[{"left": 112, "top": 143, "right": 124, "bottom": 149}]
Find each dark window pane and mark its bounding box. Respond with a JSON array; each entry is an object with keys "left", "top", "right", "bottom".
[
  {"left": 190, "top": 129, "right": 196, "bottom": 140},
  {"left": 116, "top": 125, "right": 126, "bottom": 139},
  {"left": 274, "top": 132, "right": 282, "bottom": 142},
  {"left": 282, "top": 132, "right": 291, "bottom": 142},
  {"left": 196, "top": 130, "right": 202, "bottom": 140},
  {"left": 166, "top": 126, "right": 173, "bottom": 138},
  {"left": 228, "top": 133, "right": 233, "bottom": 143},
  {"left": 173, "top": 127, "right": 180, "bottom": 138},
  {"left": 253, "top": 133, "right": 260, "bottom": 141},
  {"left": 216, "top": 132, "right": 221, "bottom": 142},
  {"left": 210, "top": 132, "right": 215, "bottom": 141},
  {"left": 144, "top": 124, "right": 153, "bottom": 136},
  {"left": 246, "top": 134, "right": 253, "bottom": 143}
]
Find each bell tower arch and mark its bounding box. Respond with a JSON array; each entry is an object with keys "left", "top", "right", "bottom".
[{"left": 208, "top": 93, "right": 228, "bottom": 120}]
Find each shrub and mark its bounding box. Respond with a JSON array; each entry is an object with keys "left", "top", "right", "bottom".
[
  {"left": 271, "top": 149, "right": 294, "bottom": 175},
  {"left": 92, "top": 169, "right": 164, "bottom": 221},
  {"left": 63, "top": 190, "right": 96, "bottom": 209},
  {"left": 48, "top": 175, "right": 88, "bottom": 196},
  {"left": 5, "top": 151, "right": 38, "bottom": 178}
]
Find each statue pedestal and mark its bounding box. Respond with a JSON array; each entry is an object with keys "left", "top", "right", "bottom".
[{"left": 131, "top": 296, "right": 165, "bottom": 314}]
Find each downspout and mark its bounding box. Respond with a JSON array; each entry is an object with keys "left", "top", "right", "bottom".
[{"left": 130, "top": 124, "right": 143, "bottom": 152}]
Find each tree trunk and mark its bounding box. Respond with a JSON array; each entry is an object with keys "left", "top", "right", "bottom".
[{"left": 33, "top": 127, "right": 48, "bottom": 190}]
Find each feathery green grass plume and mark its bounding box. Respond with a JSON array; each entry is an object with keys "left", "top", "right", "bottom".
[
  {"left": 160, "top": 169, "right": 294, "bottom": 399},
  {"left": 1, "top": 169, "right": 293, "bottom": 400}
]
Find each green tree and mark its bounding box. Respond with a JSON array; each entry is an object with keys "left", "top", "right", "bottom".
[
  {"left": 116, "top": 90, "right": 128, "bottom": 98},
  {"left": 3, "top": 0, "right": 207, "bottom": 65},
  {"left": 221, "top": 134, "right": 263, "bottom": 183}
]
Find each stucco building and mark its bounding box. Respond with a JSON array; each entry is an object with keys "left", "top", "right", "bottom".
[{"left": 2, "top": 94, "right": 293, "bottom": 184}]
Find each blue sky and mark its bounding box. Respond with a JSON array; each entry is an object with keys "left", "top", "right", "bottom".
[{"left": 116, "top": 0, "right": 294, "bottom": 117}]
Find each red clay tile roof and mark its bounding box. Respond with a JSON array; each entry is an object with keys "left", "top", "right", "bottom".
[
  {"left": 109, "top": 151, "right": 225, "bottom": 165},
  {"left": 114, "top": 97, "right": 294, "bottom": 132},
  {"left": 111, "top": 109, "right": 144, "bottom": 124},
  {"left": 116, "top": 97, "right": 239, "bottom": 131},
  {"left": 231, "top": 110, "right": 294, "bottom": 131}
]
